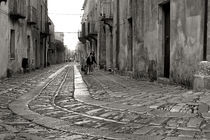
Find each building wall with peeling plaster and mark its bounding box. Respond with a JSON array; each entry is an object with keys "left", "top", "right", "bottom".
[
  {"left": 0, "top": 0, "right": 49, "bottom": 78},
  {"left": 0, "top": 1, "right": 9, "bottom": 77},
  {"left": 112, "top": 0, "right": 205, "bottom": 87}
]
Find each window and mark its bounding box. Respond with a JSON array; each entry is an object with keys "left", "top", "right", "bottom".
[
  {"left": 10, "top": 30, "right": 15, "bottom": 59},
  {"left": 41, "top": 5, "right": 43, "bottom": 31}
]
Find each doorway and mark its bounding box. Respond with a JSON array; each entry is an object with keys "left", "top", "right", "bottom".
[
  {"left": 27, "top": 36, "right": 31, "bottom": 69},
  {"left": 128, "top": 18, "right": 133, "bottom": 71},
  {"left": 162, "top": 2, "right": 170, "bottom": 78},
  {"left": 35, "top": 40, "right": 38, "bottom": 68}
]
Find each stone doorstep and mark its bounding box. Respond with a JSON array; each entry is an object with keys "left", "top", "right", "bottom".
[
  {"left": 157, "top": 77, "right": 171, "bottom": 85},
  {"left": 194, "top": 74, "right": 210, "bottom": 91},
  {"left": 187, "top": 117, "right": 204, "bottom": 129}
]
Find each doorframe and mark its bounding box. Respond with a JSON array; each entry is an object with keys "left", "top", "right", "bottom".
[
  {"left": 204, "top": 0, "right": 208, "bottom": 61},
  {"left": 127, "top": 17, "right": 133, "bottom": 72},
  {"left": 158, "top": 0, "right": 170, "bottom": 78},
  {"left": 27, "top": 35, "right": 31, "bottom": 69}
]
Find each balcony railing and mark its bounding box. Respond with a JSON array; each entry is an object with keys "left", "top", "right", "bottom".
[
  {"left": 101, "top": 1, "right": 113, "bottom": 20},
  {"left": 78, "top": 31, "right": 86, "bottom": 43},
  {"left": 40, "top": 22, "right": 50, "bottom": 38},
  {"left": 9, "top": 0, "right": 26, "bottom": 19},
  {"left": 89, "top": 23, "right": 97, "bottom": 36},
  {"left": 27, "top": 6, "right": 38, "bottom": 25}
]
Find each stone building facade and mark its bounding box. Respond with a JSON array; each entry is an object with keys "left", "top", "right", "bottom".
[
  {"left": 0, "top": 0, "right": 50, "bottom": 78},
  {"left": 47, "top": 17, "right": 57, "bottom": 65},
  {"left": 79, "top": 0, "right": 210, "bottom": 88},
  {"left": 79, "top": 0, "right": 99, "bottom": 64},
  {"left": 79, "top": 0, "right": 113, "bottom": 69},
  {"left": 55, "top": 32, "right": 66, "bottom": 64}
]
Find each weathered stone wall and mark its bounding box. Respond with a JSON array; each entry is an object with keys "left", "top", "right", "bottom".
[
  {"left": 170, "top": 0, "right": 204, "bottom": 86},
  {"left": 105, "top": 25, "right": 113, "bottom": 70},
  {"left": 132, "top": 0, "right": 145, "bottom": 78},
  {"left": 118, "top": 0, "right": 128, "bottom": 71},
  {"left": 48, "top": 19, "right": 56, "bottom": 65},
  {"left": 112, "top": 0, "right": 118, "bottom": 70},
  {"left": 0, "top": 0, "right": 49, "bottom": 78},
  {"left": 81, "top": 0, "right": 99, "bottom": 64},
  {"left": 113, "top": 0, "right": 205, "bottom": 86},
  {"left": 8, "top": 18, "right": 28, "bottom": 73},
  {"left": 27, "top": 0, "right": 39, "bottom": 69},
  {"left": 0, "top": 1, "right": 9, "bottom": 77},
  {"left": 207, "top": 0, "right": 210, "bottom": 61},
  {"left": 7, "top": 0, "right": 28, "bottom": 74}
]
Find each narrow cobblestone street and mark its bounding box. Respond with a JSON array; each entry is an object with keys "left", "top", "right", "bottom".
[{"left": 1, "top": 63, "right": 210, "bottom": 140}]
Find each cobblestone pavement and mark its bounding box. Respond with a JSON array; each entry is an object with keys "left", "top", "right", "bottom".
[
  {"left": 2, "top": 63, "right": 210, "bottom": 139},
  {"left": 0, "top": 64, "right": 105, "bottom": 140},
  {"left": 80, "top": 66, "right": 210, "bottom": 140}
]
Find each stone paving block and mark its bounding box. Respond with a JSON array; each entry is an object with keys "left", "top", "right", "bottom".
[
  {"left": 165, "top": 112, "right": 195, "bottom": 118},
  {"left": 198, "top": 103, "right": 209, "bottom": 113},
  {"left": 74, "top": 120, "right": 93, "bottom": 126},
  {"left": 202, "top": 123, "right": 210, "bottom": 132},
  {"left": 163, "top": 137, "right": 179, "bottom": 140},
  {"left": 170, "top": 104, "right": 185, "bottom": 113},
  {"left": 131, "top": 106, "right": 151, "bottom": 114},
  {"left": 187, "top": 117, "right": 203, "bottom": 128},
  {"left": 149, "top": 102, "right": 166, "bottom": 109},
  {"left": 109, "top": 133, "right": 164, "bottom": 140},
  {"left": 86, "top": 108, "right": 104, "bottom": 115},
  {"left": 204, "top": 132, "right": 210, "bottom": 139},
  {"left": 133, "top": 126, "right": 155, "bottom": 135},
  {"left": 18, "top": 133, "right": 44, "bottom": 140},
  {"left": 148, "top": 109, "right": 169, "bottom": 117},
  {"left": 60, "top": 115, "right": 81, "bottom": 120},
  {"left": 167, "top": 97, "right": 183, "bottom": 103},
  {"left": 63, "top": 103, "right": 82, "bottom": 108},
  {"left": 150, "top": 117, "right": 169, "bottom": 126},
  {"left": 166, "top": 118, "right": 178, "bottom": 128},
  {"left": 178, "top": 130, "right": 197, "bottom": 138},
  {"left": 106, "top": 102, "right": 136, "bottom": 111},
  {"left": 100, "top": 111, "right": 116, "bottom": 118}
]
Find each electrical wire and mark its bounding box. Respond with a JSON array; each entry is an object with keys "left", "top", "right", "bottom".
[{"left": 49, "top": 13, "right": 82, "bottom": 16}]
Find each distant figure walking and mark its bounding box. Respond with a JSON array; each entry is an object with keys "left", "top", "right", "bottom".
[{"left": 86, "top": 52, "right": 97, "bottom": 74}]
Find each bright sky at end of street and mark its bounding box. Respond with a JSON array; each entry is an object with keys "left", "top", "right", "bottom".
[{"left": 48, "top": 0, "right": 84, "bottom": 50}]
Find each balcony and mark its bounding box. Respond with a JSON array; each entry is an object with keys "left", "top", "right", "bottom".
[
  {"left": 88, "top": 23, "right": 97, "bottom": 37},
  {"left": 40, "top": 23, "right": 50, "bottom": 38},
  {"left": 100, "top": 2, "right": 113, "bottom": 31},
  {"left": 78, "top": 31, "right": 86, "bottom": 43},
  {"left": 101, "top": 13, "right": 113, "bottom": 21},
  {"left": 27, "top": 6, "right": 38, "bottom": 25},
  {"left": 9, "top": 0, "right": 26, "bottom": 19},
  {"left": 100, "top": 1, "right": 113, "bottom": 21}
]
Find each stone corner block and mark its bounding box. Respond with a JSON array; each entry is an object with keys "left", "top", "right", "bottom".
[{"left": 193, "top": 61, "right": 210, "bottom": 91}]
